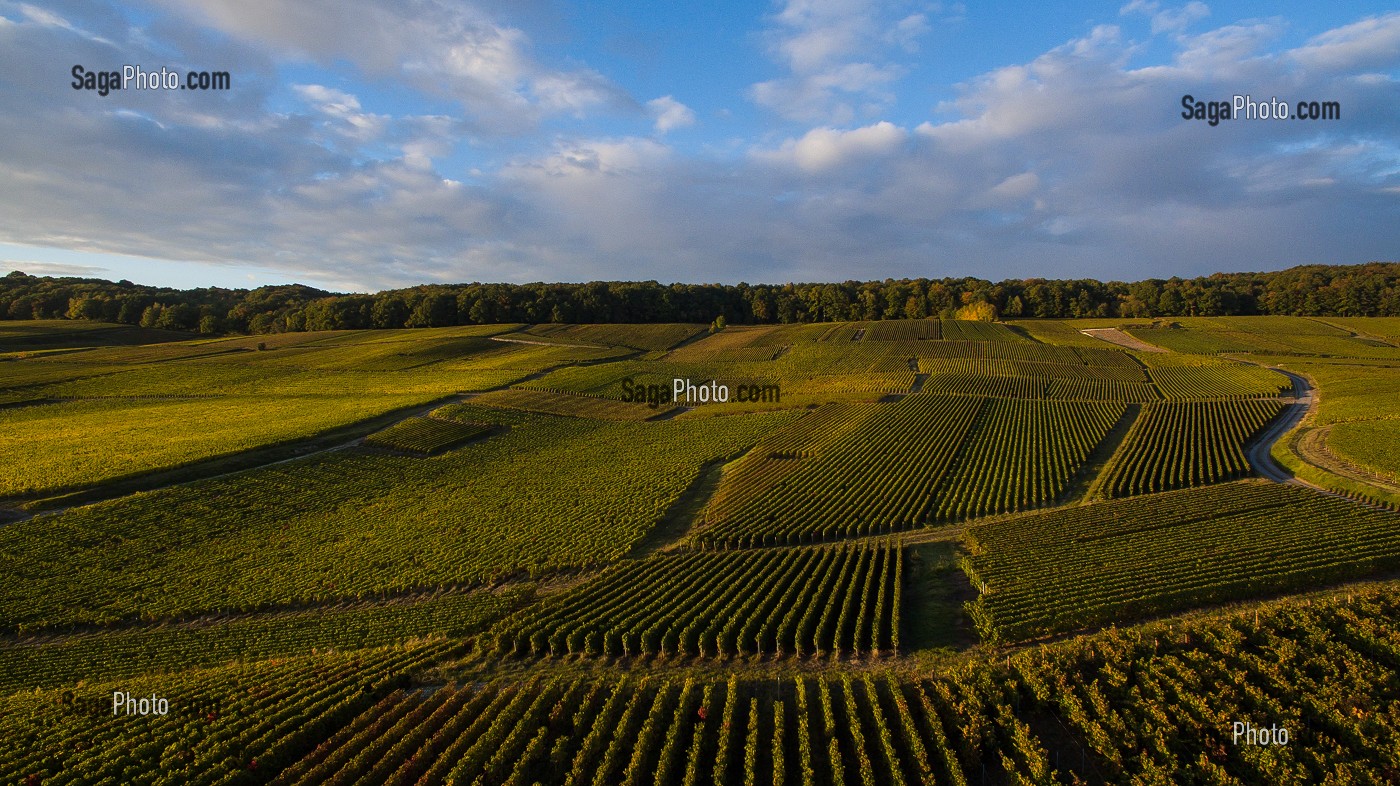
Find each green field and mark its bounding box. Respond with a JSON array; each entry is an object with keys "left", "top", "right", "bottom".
[
  {"left": 1328, "top": 418, "right": 1400, "bottom": 480},
  {"left": 0, "top": 323, "right": 629, "bottom": 501},
  {"left": 9, "top": 581, "right": 1398, "bottom": 784},
  {"left": 0, "top": 394, "right": 436, "bottom": 496},
  {"left": 7, "top": 314, "right": 1400, "bottom": 784},
  {"left": 0, "top": 405, "right": 794, "bottom": 631},
  {"left": 363, "top": 413, "right": 495, "bottom": 454},
  {"left": 0, "top": 586, "right": 527, "bottom": 693}
]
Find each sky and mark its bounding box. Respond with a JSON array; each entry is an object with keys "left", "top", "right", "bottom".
[{"left": 0, "top": 1, "right": 1397, "bottom": 292}]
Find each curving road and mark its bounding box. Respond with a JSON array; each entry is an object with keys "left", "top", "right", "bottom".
[{"left": 1244, "top": 366, "right": 1315, "bottom": 484}]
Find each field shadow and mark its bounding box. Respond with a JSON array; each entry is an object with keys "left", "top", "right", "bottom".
[
  {"left": 629, "top": 454, "right": 734, "bottom": 557},
  {"left": 902, "top": 540, "right": 978, "bottom": 651}
]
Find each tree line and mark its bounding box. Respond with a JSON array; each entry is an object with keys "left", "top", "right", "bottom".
[{"left": 2, "top": 262, "right": 1398, "bottom": 334}]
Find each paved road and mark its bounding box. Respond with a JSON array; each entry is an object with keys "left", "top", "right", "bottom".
[{"left": 1243, "top": 366, "right": 1317, "bottom": 485}]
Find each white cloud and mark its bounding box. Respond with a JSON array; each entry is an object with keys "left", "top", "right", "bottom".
[
  {"left": 988, "top": 172, "right": 1039, "bottom": 200},
  {"left": 506, "top": 138, "right": 672, "bottom": 180},
  {"left": 17, "top": 3, "right": 73, "bottom": 28},
  {"left": 2, "top": 261, "right": 109, "bottom": 277},
  {"left": 647, "top": 96, "right": 696, "bottom": 134},
  {"left": 1289, "top": 12, "right": 1400, "bottom": 72},
  {"left": 1155, "top": 2, "right": 1210, "bottom": 34},
  {"left": 293, "top": 84, "right": 389, "bottom": 142},
  {"left": 0, "top": 2, "right": 1397, "bottom": 291},
  {"left": 531, "top": 70, "right": 625, "bottom": 116},
  {"left": 749, "top": 0, "right": 933, "bottom": 122},
  {"left": 887, "top": 13, "right": 930, "bottom": 51},
  {"left": 399, "top": 115, "right": 461, "bottom": 171},
  {"left": 1121, "top": 1, "right": 1210, "bottom": 35},
  {"left": 751, "top": 63, "right": 904, "bottom": 125},
  {"left": 756, "top": 121, "right": 907, "bottom": 172},
  {"left": 147, "top": 0, "right": 629, "bottom": 131}
]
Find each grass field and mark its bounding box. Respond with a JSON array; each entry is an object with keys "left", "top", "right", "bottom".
[
  {"left": 7, "top": 315, "right": 1400, "bottom": 784},
  {"left": 1326, "top": 418, "right": 1400, "bottom": 480},
  {"left": 0, "top": 324, "right": 630, "bottom": 501},
  {"left": 0, "top": 394, "right": 436, "bottom": 496}
]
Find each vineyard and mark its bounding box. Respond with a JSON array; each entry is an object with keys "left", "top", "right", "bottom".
[
  {"left": 1143, "top": 360, "right": 1289, "bottom": 399},
  {"left": 1, "top": 640, "right": 456, "bottom": 785},
  {"left": 0, "top": 394, "right": 440, "bottom": 497},
  {"left": 7, "top": 315, "right": 1400, "bottom": 784},
  {"left": 470, "top": 387, "right": 680, "bottom": 420},
  {"left": 1326, "top": 418, "right": 1400, "bottom": 481},
  {"left": 695, "top": 396, "right": 982, "bottom": 545},
  {"left": 0, "top": 406, "right": 797, "bottom": 632},
  {"left": 492, "top": 542, "right": 900, "bottom": 658},
  {"left": 0, "top": 325, "right": 626, "bottom": 501},
  {"left": 515, "top": 323, "right": 706, "bottom": 351},
  {"left": 0, "top": 587, "right": 526, "bottom": 693},
  {"left": 363, "top": 416, "right": 494, "bottom": 454},
  {"left": 14, "top": 581, "right": 1393, "bottom": 784},
  {"left": 963, "top": 482, "right": 1400, "bottom": 641},
  {"left": 1121, "top": 316, "right": 1400, "bottom": 359},
  {"left": 1099, "top": 399, "right": 1283, "bottom": 497},
  {"left": 694, "top": 395, "right": 1122, "bottom": 546}
]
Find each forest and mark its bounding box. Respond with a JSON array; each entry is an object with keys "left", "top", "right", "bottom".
[{"left": 2, "top": 262, "right": 1399, "bottom": 335}]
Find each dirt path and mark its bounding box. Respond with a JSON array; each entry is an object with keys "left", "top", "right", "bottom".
[
  {"left": 1297, "top": 424, "right": 1400, "bottom": 495},
  {"left": 490, "top": 335, "right": 607, "bottom": 348},
  {"left": 1227, "top": 360, "right": 1400, "bottom": 510},
  {"left": 1079, "top": 327, "right": 1167, "bottom": 353}
]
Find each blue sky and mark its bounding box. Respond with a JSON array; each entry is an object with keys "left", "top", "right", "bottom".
[{"left": 0, "top": 0, "right": 1397, "bottom": 291}]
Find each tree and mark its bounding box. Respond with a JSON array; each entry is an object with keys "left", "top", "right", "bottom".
[
  {"left": 954, "top": 301, "right": 998, "bottom": 321},
  {"left": 406, "top": 293, "right": 455, "bottom": 328},
  {"left": 372, "top": 296, "right": 409, "bottom": 329},
  {"left": 248, "top": 312, "right": 278, "bottom": 334},
  {"left": 66, "top": 296, "right": 105, "bottom": 321},
  {"left": 903, "top": 295, "right": 927, "bottom": 320},
  {"left": 3, "top": 263, "right": 1400, "bottom": 333},
  {"left": 155, "top": 303, "right": 197, "bottom": 331},
  {"left": 139, "top": 304, "right": 164, "bottom": 328}
]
